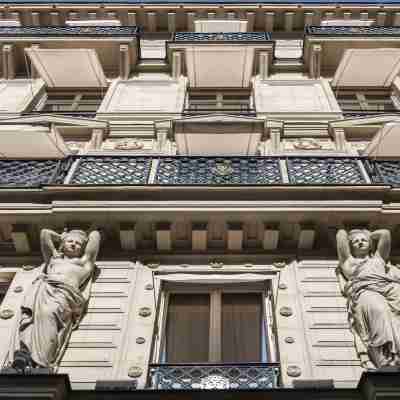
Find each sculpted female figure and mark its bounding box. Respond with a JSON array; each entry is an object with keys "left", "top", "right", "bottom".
[
  {"left": 10, "top": 228, "right": 101, "bottom": 371},
  {"left": 336, "top": 228, "right": 400, "bottom": 368}
]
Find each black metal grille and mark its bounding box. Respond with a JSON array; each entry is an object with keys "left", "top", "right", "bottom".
[
  {"left": 306, "top": 26, "right": 400, "bottom": 36},
  {"left": 287, "top": 157, "right": 366, "bottom": 185},
  {"left": 0, "top": 159, "right": 68, "bottom": 187},
  {"left": 149, "top": 363, "right": 280, "bottom": 390},
  {"left": 0, "top": 26, "right": 140, "bottom": 37},
  {"left": 174, "top": 32, "right": 270, "bottom": 41},
  {"left": 155, "top": 157, "right": 282, "bottom": 185},
  {"left": 366, "top": 160, "right": 400, "bottom": 186},
  {"left": 69, "top": 157, "right": 152, "bottom": 185}
]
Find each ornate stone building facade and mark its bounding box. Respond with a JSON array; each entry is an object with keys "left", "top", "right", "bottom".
[{"left": 0, "top": 0, "right": 400, "bottom": 398}]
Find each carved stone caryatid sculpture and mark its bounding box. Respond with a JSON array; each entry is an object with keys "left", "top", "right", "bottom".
[
  {"left": 336, "top": 228, "right": 400, "bottom": 369},
  {"left": 9, "top": 228, "right": 101, "bottom": 371}
]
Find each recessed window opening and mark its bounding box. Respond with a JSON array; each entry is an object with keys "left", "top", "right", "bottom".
[
  {"left": 33, "top": 90, "right": 104, "bottom": 113},
  {"left": 156, "top": 282, "right": 276, "bottom": 364}
]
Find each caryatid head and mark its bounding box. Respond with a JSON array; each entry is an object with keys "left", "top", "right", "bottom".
[
  {"left": 348, "top": 229, "right": 372, "bottom": 258},
  {"left": 60, "top": 230, "right": 88, "bottom": 258}
]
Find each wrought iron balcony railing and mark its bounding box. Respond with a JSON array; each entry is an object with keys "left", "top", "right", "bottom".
[
  {"left": 0, "top": 158, "right": 72, "bottom": 187},
  {"left": 0, "top": 156, "right": 376, "bottom": 188},
  {"left": 0, "top": 26, "right": 140, "bottom": 37},
  {"left": 148, "top": 363, "right": 280, "bottom": 390},
  {"left": 174, "top": 32, "right": 271, "bottom": 42},
  {"left": 342, "top": 110, "right": 400, "bottom": 118},
  {"left": 305, "top": 25, "right": 400, "bottom": 36},
  {"left": 365, "top": 160, "right": 400, "bottom": 187}
]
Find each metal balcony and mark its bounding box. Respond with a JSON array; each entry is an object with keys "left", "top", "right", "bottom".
[
  {"left": 0, "top": 156, "right": 377, "bottom": 188},
  {"left": 148, "top": 363, "right": 280, "bottom": 390},
  {"left": 0, "top": 159, "right": 71, "bottom": 187},
  {"left": 0, "top": 25, "right": 140, "bottom": 37},
  {"left": 173, "top": 32, "right": 271, "bottom": 42},
  {"left": 305, "top": 26, "right": 400, "bottom": 36}
]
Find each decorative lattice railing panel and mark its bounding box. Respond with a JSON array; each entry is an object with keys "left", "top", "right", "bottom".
[
  {"left": 366, "top": 160, "right": 400, "bottom": 187},
  {"left": 155, "top": 157, "right": 282, "bottom": 185},
  {"left": 69, "top": 157, "right": 152, "bottom": 185},
  {"left": 0, "top": 159, "right": 69, "bottom": 187},
  {"left": 287, "top": 157, "right": 366, "bottom": 185},
  {"left": 149, "top": 364, "right": 280, "bottom": 390},
  {"left": 0, "top": 26, "right": 140, "bottom": 37},
  {"left": 305, "top": 26, "right": 400, "bottom": 36},
  {"left": 174, "top": 32, "right": 270, "bottom": 41}
]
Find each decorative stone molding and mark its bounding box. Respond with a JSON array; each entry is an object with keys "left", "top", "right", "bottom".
[
  {"left": 136, "top": 337, "right": 145, "bottom": 344},
  {"left": 287, "top": 365, "right": 302, "bottom": 377},
  {"left": 0, "top": 309, "right": 14, "bottom": 319},
  {"left": 114, "top": 139, "right": 144, "bottom": 151},
  {"left": 128, "top": 366, "right": 143, "bottom": 378},
  {"left": 244, "top": 263, "right": 253, "bottom": 268},
  {"left": 22, "top": 265, "right": 35, "bottom": 271},
  {"left": 279, "top": 306, "right": 293, "bottom": 317},
  {"left": 209, "top": 261, "right": 224, "bottom": 269},
  {"left": 146, "top": 262, "right": 160, "bottom": 270},
  {"left": 138, "top": 307, "right": 152, "bottom": 317},
  {"left": 145, "top": 284, "right": 154, "bottom": 291},
  {"left": 13, "top": 286, "right": 23, "bottom": 293},
  {"left": 285, "top": 337, "right": 295, "bottom": 344},
  {"left": 293, "top": 138, "right": 323, "bottom": 150}
]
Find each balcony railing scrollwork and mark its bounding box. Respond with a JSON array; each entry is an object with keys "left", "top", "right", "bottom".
[
  {"left": 148, "top": 363, "right": 280, "bottom": 390},
  {"left": 0, "top": 155, "right": 396, "bottom": 188}
]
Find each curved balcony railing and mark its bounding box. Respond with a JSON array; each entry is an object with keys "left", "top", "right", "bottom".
[
  {"left": 148, "top": 363, "right": 280, "bottom": 390},
  {"left": 174, "top": 32, "right": 271, "bottom": 41},
  {"left": 305, "top": 25, "right": 400, "bottom": 36},
  {"left": 0, "top": 25, "right": 140, "bottom": 37},
  {"left": 0, "top": 156, "right": 380, "bottom": 188}
]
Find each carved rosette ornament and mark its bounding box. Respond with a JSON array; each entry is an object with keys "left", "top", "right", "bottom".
[
  {"left": 139, "top": 307, "right": 152, "bottom": 317},
  {"left": 128, "top": 366, "right": 143, "bottom": 378},
  {"left": 286, "top": 365, "right": 301, "bottom": 377},
  {"left": 279, "top": 306, "right": 293, "bottom": 317},
  {"left": 336, "top": 228, "right": 400, "bottom": 369},
  {"left": 0, "top": 309, "right": 14, "bottom": 319}
]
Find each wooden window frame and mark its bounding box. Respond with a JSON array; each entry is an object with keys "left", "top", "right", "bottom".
[{"left": 153, "top": 280, "right": 277, "bottom": 364}]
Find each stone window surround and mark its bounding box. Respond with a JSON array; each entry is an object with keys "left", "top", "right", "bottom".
[{"left": 151, "top": 272, "right": 278, "bottom": 365}]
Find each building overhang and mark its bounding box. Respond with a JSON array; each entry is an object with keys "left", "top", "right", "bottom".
[
  {"left": 26, "top": 48, "right": 108, "bottom": 88},
  {"left": 0, "top": 26, "right": 139, "bottom": 80},
  {"left": 331, "top": 48, "right": 400, "bottom": 88},
  {"left": 304, "top": 27, "right": 400, "bottom": 77},
  {"left": 167, "top": 38, "right": 274, "bottom": 88},
  {"left": 0, "top": 124, "right": 70, "bottom": 159},
  {"left": 156, "top": 113, "right": 268, "bottom": 156},
  {"left": 0, "top": 115, "right": 109, "bottom": 153},
  {"left": 329, "top": 114, "right": 400, "bottom": 142}
]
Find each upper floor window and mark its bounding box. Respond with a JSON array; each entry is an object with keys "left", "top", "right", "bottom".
[
  {"left": 186, "top": 90, "right": 253, "bottom": 115},
  {"left": 33, "top": 90, "right": 104, "bottom": 114},
  {"left": 336, "top": 89, "right": 399, "bottom": 114},
  {"left": 157, "top": 283, "right": 275, "bottom": 364}
]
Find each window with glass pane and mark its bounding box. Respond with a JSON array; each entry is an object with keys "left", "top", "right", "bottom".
[{"left": 163, "top": 288, "right": 268, "bottom": 363}]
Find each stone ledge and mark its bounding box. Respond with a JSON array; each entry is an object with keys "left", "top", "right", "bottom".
[{"left": 0, "top": 373, "right": 70, "bottom": 400}]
